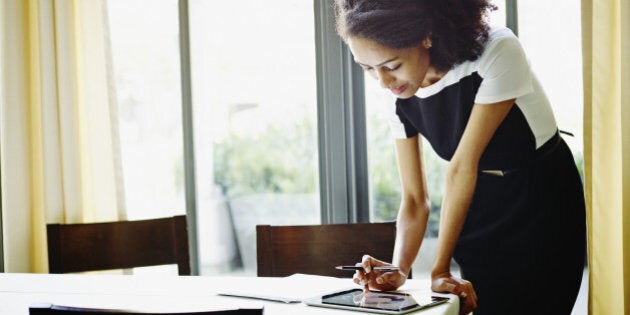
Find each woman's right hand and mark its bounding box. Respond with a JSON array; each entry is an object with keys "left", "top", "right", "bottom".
[
  {"left": 352, "top": 255, "right": 408, "bottom": 292},
  {"left": 431, "top": 271, "right": 477, "bottom": 315}
]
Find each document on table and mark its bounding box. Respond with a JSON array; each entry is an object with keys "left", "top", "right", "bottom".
[{"left": 217, "top": 273, "right": 356, "bottom": 303}]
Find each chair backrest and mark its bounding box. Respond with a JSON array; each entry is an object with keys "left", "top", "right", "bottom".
[
  {"left": 47, "top": 215, "right": 190, "bottom": 275},
  {"left": 256, "top": 222, "right": 403, "bottom": 278}
]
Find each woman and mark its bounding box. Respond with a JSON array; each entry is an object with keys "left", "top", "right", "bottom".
[{"left": 334, "top": 1, "right": 587, "bottom": 314}]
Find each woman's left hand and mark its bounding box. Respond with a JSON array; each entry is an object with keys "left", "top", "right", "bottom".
[{"left": 431, "top": 271, "right": 477, "bottom": 315}]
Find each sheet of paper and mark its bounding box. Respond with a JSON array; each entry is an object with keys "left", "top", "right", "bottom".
[{"left": 217, "top": 273, "right": 356, "bottom": 303}]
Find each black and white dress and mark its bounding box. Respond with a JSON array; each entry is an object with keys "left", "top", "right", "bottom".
[{"left": 390, "top": 27, "right": 586, "bottom": 315}]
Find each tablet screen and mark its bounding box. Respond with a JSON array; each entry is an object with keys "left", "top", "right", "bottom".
[{"left": 321, "top": 289, "right": 441, "bottom": 312}]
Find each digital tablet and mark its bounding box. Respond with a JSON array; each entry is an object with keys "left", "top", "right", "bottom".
[{"left": 303, "top": 288, "right": 449, "bottom": 314}]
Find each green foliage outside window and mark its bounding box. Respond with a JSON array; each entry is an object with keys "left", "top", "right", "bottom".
[{"left": 213, "top": 119, "right": 318, "bottom": 199}]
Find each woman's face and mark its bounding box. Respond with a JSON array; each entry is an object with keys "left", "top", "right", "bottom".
[{"left": 347, "top": 36, "right": 437, "bottom": 99}]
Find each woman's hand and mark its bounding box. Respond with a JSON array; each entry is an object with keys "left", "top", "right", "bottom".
[
  {"left": 431, "top": 271, "right": 477, "bottom": 315},
  {"left": 352, "top": 255, "right": 408, "bottom": 292}
]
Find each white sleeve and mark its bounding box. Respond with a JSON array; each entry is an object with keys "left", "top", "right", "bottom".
[{"left": 474, "top": 36, "right": 533, "bottom": 104}]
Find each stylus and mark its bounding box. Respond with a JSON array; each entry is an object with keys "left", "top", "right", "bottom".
[{"left": 335, "top": 265, "right": 400, "bottom": 272}]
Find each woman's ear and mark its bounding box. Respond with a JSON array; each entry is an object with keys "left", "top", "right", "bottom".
[{"left": 422, "top": 37, "right": 432, "bottom": 49}]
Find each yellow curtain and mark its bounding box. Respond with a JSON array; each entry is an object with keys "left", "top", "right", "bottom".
[
  {"left": 582, "top": 0, "right": 630, "bottom": 314},
  {"left": 0, "top": 0, "right": 125, "bottom": 273}
]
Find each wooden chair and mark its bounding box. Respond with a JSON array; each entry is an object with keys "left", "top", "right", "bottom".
[
  {"left": 46, "top": 215, "right": 191, "bottom": 275},
  {"left": 256, "top": 222, "right": 410, "bottom": 278}
]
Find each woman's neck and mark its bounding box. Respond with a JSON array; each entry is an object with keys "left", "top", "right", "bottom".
[{"left": 421, "top": 66, "right": 445, "bottom": 88}]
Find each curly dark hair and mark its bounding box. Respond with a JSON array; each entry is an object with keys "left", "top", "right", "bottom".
[{"left": 334, "top": 0, "right": 496, "bottom": 72}]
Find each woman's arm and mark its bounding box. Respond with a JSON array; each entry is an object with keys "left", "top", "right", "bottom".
[
  {"left": 392, "top": 135, "right": 430, "bottom": 277},
  {"left": 430, "top": 99, "right": 514, "bottom": 312},
  {"left": 355, "top": 135, "right": 430, "bottom": 292}
]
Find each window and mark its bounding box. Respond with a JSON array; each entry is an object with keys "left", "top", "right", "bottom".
[
  {"left": 518, "top": 0, "right": 584, "bottom": 175},
  {"left": 188, "top": 0, "right": 320, "bottom": 275},
  {"left": 107, "top": 0, "right": 186, "bottom": 220},
  {"left": 107, "top": 0, "right": 319, "bottom": 276}
]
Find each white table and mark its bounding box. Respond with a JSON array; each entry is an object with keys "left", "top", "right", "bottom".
[{"left": 0, "top": 273, "right": 458, "bottom": 314}]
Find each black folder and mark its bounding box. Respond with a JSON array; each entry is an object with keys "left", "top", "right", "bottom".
[{"left": 29, "top": 303, "right": 263, "bottom": 315}]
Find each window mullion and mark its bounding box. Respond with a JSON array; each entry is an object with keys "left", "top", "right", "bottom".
[
  {"left": 506, "top": 0, "right": 518, "bottom": 35},
  {"left": 343, "top": 48, "right": 370, "bottom": 223},
  {"left": 177, "top": 0, "right": 199, "bottom": 275},
  {"left": 314, "top": 0, "right": 369, "bottom": 224}
]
